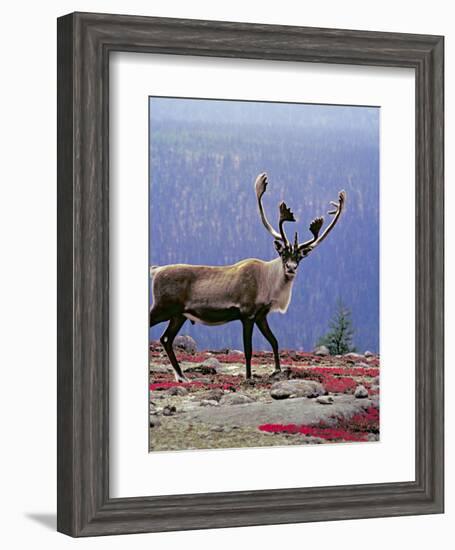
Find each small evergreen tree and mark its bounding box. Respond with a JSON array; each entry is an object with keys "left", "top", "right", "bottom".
[{"left": 317, "top": 300, "right": 356, "bottom": 355}]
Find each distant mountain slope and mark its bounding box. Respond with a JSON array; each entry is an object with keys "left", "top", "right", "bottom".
[{"left": 149, "top": 98, "right": 379, "bottom": 353}]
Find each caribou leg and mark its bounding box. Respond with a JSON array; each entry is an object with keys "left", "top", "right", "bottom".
[
  {"left": 255, "top": 315, "right": 281, "bottom": 373},
  {"left": 160, "top": 315, "right": 188, "bottom": 382},
  {"left": 241, "top": 318, "right": 255, "bottom": 379}
]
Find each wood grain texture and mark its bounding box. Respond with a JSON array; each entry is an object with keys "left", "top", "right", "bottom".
[{"left": 57, "top": 12, "right": 444, "bottom": 537}]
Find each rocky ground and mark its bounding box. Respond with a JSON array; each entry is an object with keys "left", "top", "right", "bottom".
[{"left": 149, "top": 337, "right": 380, "bottom": 452}]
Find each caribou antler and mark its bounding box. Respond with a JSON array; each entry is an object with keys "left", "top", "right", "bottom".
[
  {"left": 295, "top": 216, "right": 324, "bottom": 250},
  {"left": 255, "top": 173, "right": 295, "bottom": 245},
  {"left": 299, "top": 191, "right": 346, "bottom": 252},
  {"left": 278, "top": 202, "right": 296, "bottom": 247},
  {"left": 255, "top": 173, "right": 345, "bottom": 252},
  {"left": 255, "top": 173, "right": 282, "bottom": 241}
]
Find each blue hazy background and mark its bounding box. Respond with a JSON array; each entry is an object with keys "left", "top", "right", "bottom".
[{"left": 149, "top": 97, "right": 379, "bottom": 353}]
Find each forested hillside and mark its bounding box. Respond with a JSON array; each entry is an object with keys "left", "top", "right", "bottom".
[{"left": 149, "top": 98, "right": 379, "bottom": 353}]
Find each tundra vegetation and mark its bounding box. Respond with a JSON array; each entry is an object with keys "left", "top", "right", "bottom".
[{"left": 149, "top": 338, "right": 380, "bottom": 451}]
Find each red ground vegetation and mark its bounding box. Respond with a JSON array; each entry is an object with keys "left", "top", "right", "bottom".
[
  {"left": 150, "top": 349, "right": 380, "bottom": 397},
  {"left": 258, "top": 407, "right": 379, "bottom": 442}
]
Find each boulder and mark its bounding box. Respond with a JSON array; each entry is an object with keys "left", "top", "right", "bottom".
[
  {"left": 166, "top": 385, "right": 188, "bottom": 396},
  {"left": 313, "top": 345, "right": 330, "bottom": 356},
  {"left": 270, "top": 379, "right": 325, "bottom": 400},
  {"left": 219, "top": 393, "right": 254, "bottom": 405},
  {"left": 198, "top": 388, "right": 224, "bottom": 402},
  {"left": 173, "top": 335, "right": 197, "bottom": 353},
  {"left": 186, "top": 356, "right": 221, "bottom": 375},
  {"left": 202, "top": 356, "right": 221, "bottom": 370},
  {"left": 354, "top": 385, "right": 369, "bottom": 399},
  {"left": 364, "top": 350, "right": 375, "bottom": 358}
]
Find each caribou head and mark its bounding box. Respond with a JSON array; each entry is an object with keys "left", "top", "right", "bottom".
[{"left": 255, "top": 172, "right": 345, "bottom": 279}]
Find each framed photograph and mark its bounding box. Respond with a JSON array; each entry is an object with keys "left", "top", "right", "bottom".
[{"left": 57, "top": 12, "right": 444, "bottom": 536}]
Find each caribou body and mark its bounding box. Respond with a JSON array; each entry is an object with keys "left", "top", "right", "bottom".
[{"left": 150, "top": 173, "right": 345, "bottom": 381}]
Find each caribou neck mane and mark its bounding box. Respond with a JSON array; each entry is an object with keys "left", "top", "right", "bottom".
[{"left": 264, "top": 257, "right": 295, "bottom": 313}]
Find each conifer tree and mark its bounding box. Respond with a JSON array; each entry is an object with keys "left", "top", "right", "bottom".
[{"left": 317, "top": 300, "right": 356, "bottom": 355}]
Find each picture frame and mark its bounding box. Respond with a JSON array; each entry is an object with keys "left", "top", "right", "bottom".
[{"left": 57, "top": 11, "right": 444, "bottom": 536}]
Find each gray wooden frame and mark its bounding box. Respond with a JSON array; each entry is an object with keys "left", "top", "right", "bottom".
[{"left": 57, "top": 12, "right": 444, "bottom": 537}]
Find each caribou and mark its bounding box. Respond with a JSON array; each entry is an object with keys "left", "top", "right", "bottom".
[{"left": 150, "top": 173, "right": 346, "bottom": 381}]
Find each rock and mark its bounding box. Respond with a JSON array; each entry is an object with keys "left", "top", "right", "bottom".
[
  {"left": 219, "top": 393, "right": 254, "bottom": 405},
  {"left": 202, "top": 357, "right": 221, "bottom": 370},
  {"left": 344, "top": 352, "right": 364, "bottom": 361},
  {"left": 270, "top": 380, "right": 326, "bottom": 400},
  {"left": 364, "top": 350, "right": 375, "bottom": 358},
  {"left": 199, "top": 399, "right": 219, "bottom": 407},
  {"left": 185, "top": 364, "right": 217, "bottom": 375},
  {"left": 367, "top": 433, "right": 379, "bottom": 442},
  {"left": 149, "top": 416, "right": 161, "bottom": 428},
  {"left": 183, "top": 394, "right": 378, "bottom": 429},
  {"left": 371, "top": 376, "right": 380, "bottom": 385},
  {"left": 162, "top": 405, "right": 177, "bottom": 416},
  {"left": 269, "top": 369, "right": 292, "bottom": 381},
  {"left": 185, "top": 357, "right": 221, "bottom": 375},
  {"left": 269, "top": 387, "right": 292, "bottom": 400},
  {"left": 180, "top": 402, "right": 200, "bottom": 413},
  {"left": 369, "top": 395, "right": 380, "bottom": 408},
  {"left": 354, "top": 385, "right": 369, "bottom": 399},
  {"left": 191, "top": 377, "right": 212, "bottom": 384},
  {"left": 166, "top": 385, "right": 188, "bottom": 396},
  {"left": 313, "top": 345, "right": 330, "bottom": 356},
  {"left": 210, "top": 425, "right": 224, "bottom": 432},
  {"left": 356, "top": 362, "right": 370, "bottom": 369},
  {"left": 198, "top": 388, "right": 224, "bottom": 402},
  {"left": 216, "top": 348, "right": 243, "bottom": 355},
  {"left": 316, "top": 395, "right": 334, "bottom": 405},
  {"left": 173, "top": 335, "right": 197, "bottom": 354},
  {"left": 370, "top": 384, "right": 380, "bottom": 393}
]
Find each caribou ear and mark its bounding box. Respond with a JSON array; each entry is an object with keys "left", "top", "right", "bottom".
[{"left": 274, "top": 240, "right": 285, "bottom": 255}]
